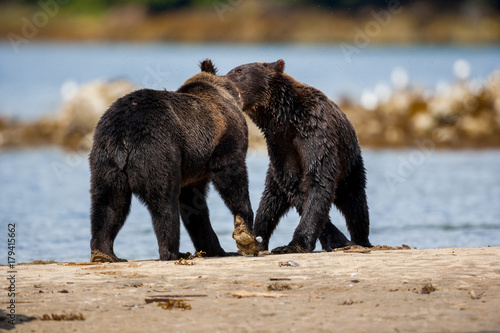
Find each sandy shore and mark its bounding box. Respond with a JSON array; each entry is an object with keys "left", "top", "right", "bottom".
[{"left": 2, "top": 247, "right": 499, "bottom": 332}]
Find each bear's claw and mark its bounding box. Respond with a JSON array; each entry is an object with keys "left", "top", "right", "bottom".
[
  {"left": 232, "top": 216, "right": 260, "bottom": 255},
  {"left": 90, "top": 250, "right": 127, "bottom": 263}
]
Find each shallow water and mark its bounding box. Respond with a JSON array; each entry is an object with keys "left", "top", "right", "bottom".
[
  {"left": 1, "top": 43, "right": 499, "bottom": 263},
  {"left": 1, "top": 148, "right": 499, "bottom": 264}
]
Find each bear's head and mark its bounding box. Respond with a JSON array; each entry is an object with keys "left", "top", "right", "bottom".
[{"left": 225, "top": 59, "right": 285, "bottom": 112}]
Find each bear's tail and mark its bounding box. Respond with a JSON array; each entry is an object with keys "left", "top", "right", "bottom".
[{"left": 106, "top": 139, "right": 129, "bottom": 171}]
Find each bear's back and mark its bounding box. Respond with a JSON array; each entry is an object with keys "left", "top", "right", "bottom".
[
  {"left": 92, "top": 80, "right": 246, "bottom": 178},
  {"left": 95, "top": 88, "right": 228, "bottom": 148}
]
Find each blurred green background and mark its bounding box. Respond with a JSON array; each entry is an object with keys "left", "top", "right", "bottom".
[{"left": 1, "top": 0, "right": 499, "bottom": 43}]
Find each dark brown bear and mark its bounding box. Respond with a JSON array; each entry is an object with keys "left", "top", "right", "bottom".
[
  {"left": 89, "top": 60, "right": 259, "bottom": 263},
  {"left": 226, "top": 59, "right": 372, "bottom": 253}
]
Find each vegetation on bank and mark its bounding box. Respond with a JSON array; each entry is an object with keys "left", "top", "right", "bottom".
[
  {"left": 1, "top": 70, "right": 499, "bottom": 150},
  {"left": 343, "top": 70, "right": 500, "bottom": 148},
  {"left": 1, "top": 0, "right": 500, "bottom": 44}
]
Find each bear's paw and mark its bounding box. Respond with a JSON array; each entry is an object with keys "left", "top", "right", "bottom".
[
  {"left": 232, "top": 216, "right": 260, "bottom": 256},
  {"left": 90, "top": 250, "right": 127, "bottom": 263}
]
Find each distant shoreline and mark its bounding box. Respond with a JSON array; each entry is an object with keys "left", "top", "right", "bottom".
[
  {"left": 2, "top": 2, "right": 500, "bottom": 45},
  {"left": 2, "top": 69, "right": 500, "bottom": 150}
]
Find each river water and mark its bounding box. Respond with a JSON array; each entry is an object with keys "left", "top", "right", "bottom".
[
  {"left": 0, "top": 43, "right": 499, "bottom": 263},
  {"left": 1, "top": 42, "right": 499, "bottom": 119},
  {"left": 0, "top": 148, "right": 498, "bottom": 264}
]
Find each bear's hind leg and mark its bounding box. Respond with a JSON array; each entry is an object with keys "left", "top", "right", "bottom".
[
  {"left": 334, "top": 156, "right": 372, "bottom": 247},
  {"left": 319, "top": 217, "right": 352, "bottom": 251},
  {"left": 126, "top": 144, "right": 184, "bottom": 261},
  {"left": 253, "top": 173, "right": 291, "bottom": 252},
  {"left": 90, "top": 168, "right": 131, "bottom": 263},
  {"left": 180, "top": 181, "right": 227, "bottom": 257},
  {"left": 139, "top": 183, "right": 182, "bottom": 261},
  {"left": 272, "top": 183, "right": 333, "bottom": 254}
]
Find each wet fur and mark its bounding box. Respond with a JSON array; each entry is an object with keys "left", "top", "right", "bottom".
[
  {"left": 226, "top": 59, "right": 372, "bottom": 253},
  {"left": 89, "top": 60, "right": 253, "bottom": 261}
]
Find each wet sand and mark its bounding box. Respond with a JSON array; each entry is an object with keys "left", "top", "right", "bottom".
[{"left": 2, "top": 247, "right": 499, "bottom": 332}]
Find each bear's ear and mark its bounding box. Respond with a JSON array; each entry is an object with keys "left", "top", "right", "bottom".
[
  {"left": 264, "top": 59, "right": 285, "bottom": 73},
  {"left": 200, "top": 59, "right": 218, "bottom": 74}
]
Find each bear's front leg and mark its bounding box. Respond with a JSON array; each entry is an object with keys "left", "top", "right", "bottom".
[
  {"left": 271, "top": 186, "right": 332, "bottom": 254},
  {"left": 179, "top": 181, "right": 227, "bottom": 257},
  {"left": 318, "top": 218, "right": 352, "bottom": 251},
  {"left": 253, "top": 173, "right": 291, "bottom": 252},
  {"left": 210, "top": 155, "right": 258, "bottom": 255}
]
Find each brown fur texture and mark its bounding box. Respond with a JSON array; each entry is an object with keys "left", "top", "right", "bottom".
[
  {"left": 89, "top": 60, "right": 256, "bottom": 262},
  {"left": 226, "top": 59, "right": 371, "bottom": 254}
]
